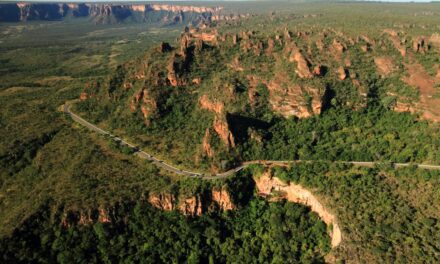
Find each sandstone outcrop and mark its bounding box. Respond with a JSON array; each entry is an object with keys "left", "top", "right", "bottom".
[
  {"left": 80, "top": 81, "right": 100, "bottom": 100},
  {"left": 0, "top": 3, "right": 224, "bottom": 24},
  {"left": 131, "top": 88, "right": 157, "bottom": 124},
  {"left": 211, "top": 187, "right": 234, "bottom": 210},
  {"left": 266, "top": 38, "right": 275, "bottom": 54},
  {"left": 374, "top": 57, "right": 396, "bottom": 76},
  {"left": 149, "top": 193, "right": 175, "bottom": 211},
  {"left": 384, "top": 29, "right": 407, "bottom": 56},
  {"left": 192, "top": 78, "right": 202, "bottom": 85},
  {"left": 289, "top": 45, "right": 313, "bottom": 79},
  {"left": 255, "top": 172, "right": 342, "bottom": 248},
  {"left": 266, "top": 72, "right": 322, "bottom": 118},
  {"left": 199, "top": 94, "right": 235, "bottom": 148},
  {"left": 338, "top": 66, "right": 347, "bottom": 80},
  {"left": 167, "top": 58, "right": 180, "bottom": 87},
  {"left": 98, "top": 208, "right": 111, "bottom": 223},
  {"left": 202, "top": 128, "right": 214, "bottom": 158},
  {"left": 199, "top": 95, "right": 224, "bottom": 114},
  {"left": 80, "top": 92, "right": 88, "bottom": 101},
  {"left": 148, "top": 187, "right": 234, "bottom": 216},
  {"left": 313, "top": 65, "right": 324, "bottom": 76},
  {"left": 429, "top": 33, "right": 440, "bottom": 50},
  {"left": 214, "top": 116, "right": 236, "bottom": 148},
  {"left": 179, "top": 196, "right": 203, "bottom": 216},
  {"left": 402, "top": 63, "right": 440, "bottom": 122}
]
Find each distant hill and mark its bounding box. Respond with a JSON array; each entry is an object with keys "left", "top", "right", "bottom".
[{"left": 0, "top": 3, "right": 243, "bottom": 25}]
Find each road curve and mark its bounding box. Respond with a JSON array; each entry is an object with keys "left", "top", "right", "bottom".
[{"left": 63, "top": 102, "right": 440, "bottom": 179}]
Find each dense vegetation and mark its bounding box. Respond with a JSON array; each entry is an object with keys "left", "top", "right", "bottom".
[
  {"left": 0, "top": 198, "right": 330, "bottom": 263},
  {"left": 1, "top": 2, "right": 440, "bottom": 263},
  {"left": 256, "top": 163, "right": 440, "bottom": 263},
  {"left": 73, "top": 1, "right": 440, "bottom": 172}
]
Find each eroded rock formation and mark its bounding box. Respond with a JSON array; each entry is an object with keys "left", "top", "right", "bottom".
[
  {"left": 149, "top": 187, "right": 235, "bottom": 216},
  {"left": 374, "top": 57, "right": 396, "bottom": 76},
  {"left": 211, "top": 187, "right": 234, "bottom": 210},
  {"left": 0, "top": 3, "right": 224, "bottom": 24},
  {"left": 255, "top": 172, "right": 342, "bottom": 248},
  {"left": 288, "top": 45, "right": 313, "bottom": 79},
  {"left": 266, "top": 72, "right": 322, "bottom": 118},
  {"left": 199, "top": 95, "right": 236, "bottom": 149},
  {"left": 214, "top": 116, "right": 236, "bottom": 148}
]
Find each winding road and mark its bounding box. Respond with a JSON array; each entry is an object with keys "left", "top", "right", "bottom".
[{"left": 63, "top": 102, "right": 440, "bottom": 179}]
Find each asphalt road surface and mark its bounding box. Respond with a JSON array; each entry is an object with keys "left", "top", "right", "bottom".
[{"left": 63, "top": 102, "right": 440, "bottom": 179}]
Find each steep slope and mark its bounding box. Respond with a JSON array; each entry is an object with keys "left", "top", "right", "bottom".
[
  {"left": 0, "top": 3, "right": 235, "bottom": 25},
  {"left": 77, "top": 20, "right": 439, "bottom": 172}
]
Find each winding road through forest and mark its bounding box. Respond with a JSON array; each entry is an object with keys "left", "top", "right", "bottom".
[
  {"left": 63, "top": 101, "right": 440, "bottom": 248},
  {"left": 63, "top": 102, "right": 440, "bottom": 179}
]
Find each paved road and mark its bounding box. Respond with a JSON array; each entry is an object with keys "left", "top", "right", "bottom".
[
  {"left": 63, "top": 102, "right": 440, "bottom": 179},
  {"left": 64, "top": 103, "right": 203, "bottom": 178}
]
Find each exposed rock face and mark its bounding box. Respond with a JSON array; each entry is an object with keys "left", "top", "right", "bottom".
[
  {"left": 402, "top": 63, "right": 440, "bottom": 122},
  {"left": 384, "top": 29, "right": 407, "bottom": 56},
  {"left": 360, "top": 45, "right": 369, "bottom": 52},
  {"left": 80, "top": 81, "right": 100, "bottom": 100},
  {"left": 191, "top": 32, "right": 218, "bottom": 44},
  {"left": 179, "top": 196, "right": 203, "bottom": 216},
  {"left": 338, "top": 66, "right": 347, "bottom": 80},
  {"left": 429, "top": 33, "right": 440, "bottom": 51},
  {"left": 202, "top": 128, "right": 214, "bottom": 158},
  {"left": 167, "top": 57, "right": 181, "bottom": 87},
  {"left": 148, "top": 187, "right": 234, "bottom": 217},
  {"left": 266, "top": 72, "right": 322, "bottom": 118},
  {"left": 98, "top": 208, "right": 111, "bottom": 223},
  {"left": 148, "top": 4, "right": 222, "bottom": 13},
  {"left": 211, "top": 187, "right": 234, "bottom": 210},
  {"left": 331, "top": 39, "right": 346, "bottom": 60},
  {"left": 316, "top": 39, "right": 325, "bottom": 52},
  {"left": 199, "top": 94, "right": 236, "bottom": 149},
  {"left": 0, "top": 3, "right": 224, "bottom": 24},
  {"left": 266, "top": 38, "right": 275, "bottom": 54},
  {"left": 131, "top": 88, "right": 157, "bottom": 124},
  {"left": 332, "top": 39, "right": 346, "bottom": 53},
  {"left": 80, "top": 92, "right": 88, "bottom": 101},
  {"left": 62, "top": 208, "right": 112, "bottom": 226},
  {"left": 255, "top": 172, "right": 342, "bottom": 248},
  {"left": 78, "top": 212, "right": 93, "bottom": 225},
  {"left": 289, "top": 46, "right": 313, "bottom": 79},
  {"left": 232, "top": 34, "right": 239, "bottom": 45},
  {"left": 192, "top": 78, "right": 202, "bottom": 85},
  {"left": 149, "top": 193, "right": 175, "bottom": 211},
  {"left": 199, "top": 95, "right": 224, "bottom": 114},
  {"left": 313, "top": 65, "right": 324, "bottom": 76},
  {"left": 214, "top": 116, "right": 236, "bottom": 148},
  {"left": 374, "top": 57, "right": 396, "bottom": 76}
]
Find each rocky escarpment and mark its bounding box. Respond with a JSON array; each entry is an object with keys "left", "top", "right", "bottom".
[
  {"left": 79, "top": 24, "right": 440, "bottom": 175},
  {"left": 60, "top": 175, "right": 337, "bottom": 248},
  {"left": 199, "top": 95, "right": 235, "bottom": 150},
  {"left": 255, "top": 172, "right": 342, "bottom": 248},
  {"left": 266, "top": 72, "right": 323, "bottom": 118},
  {"left": 148, "top": 186, "right": 235, "bottom": 216},
  {"left": 60, "top": 185, "right": 235, "bottom": 227},
  {"left": 0, "top": 3, "right": 226, "bottom": 24}
]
